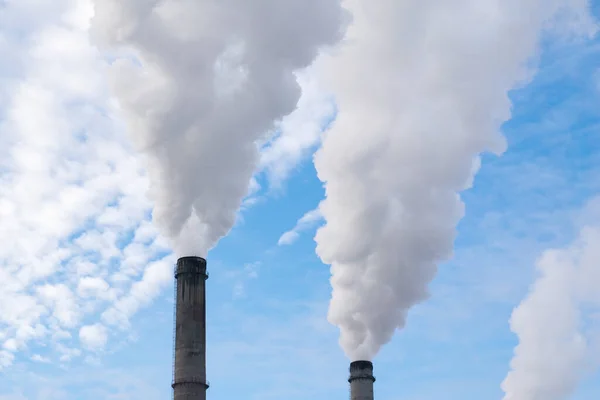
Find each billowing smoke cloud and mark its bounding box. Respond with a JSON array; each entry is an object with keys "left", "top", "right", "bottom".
[
  {"left": 313, "top": 0, "right": 596, "bottom": 361},
  {"left": 89, "top": 0, "right": 345, "bottom": 256},
  {"left": 502, "top": 199, "right": 600, "bottom": 400}
]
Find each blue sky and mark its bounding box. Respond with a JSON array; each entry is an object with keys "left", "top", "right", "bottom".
[{"left": 2, "top": 1, "right": 600, "bottom": 400}]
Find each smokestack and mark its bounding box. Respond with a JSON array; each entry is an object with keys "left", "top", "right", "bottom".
[
  {"left": 349, "top": 360, "right": 375, "bottom": 400},
  {"left": 172, "top": 256, "right": 209, "bottom": 400}
]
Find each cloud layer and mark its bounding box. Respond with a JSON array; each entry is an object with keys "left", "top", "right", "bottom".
[{"left": 0, "top": 0, "right": 173, "bottom": 369}]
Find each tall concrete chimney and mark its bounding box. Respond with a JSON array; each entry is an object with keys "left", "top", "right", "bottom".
[
  {"left": 349, "top": 360, "right": 375, "bottom": 400},
  {"left": 172, "top": 256, "right": 209, "bottom": 400}
]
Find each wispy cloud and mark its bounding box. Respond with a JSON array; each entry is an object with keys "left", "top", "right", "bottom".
[
  {"left": 228, "top": 262, "right": 260, "bottom": 299},
  {"left": 260, "top": 66, "right": 336, "bottom": 189},
  {"left": 30, "top": 354, "right": 50, "bottom": 364},
  {"left": 278, "top": 208, "right": 323, "bottom": 246},
  {"left": 240, "top": 68, "right": 336, "bottom": 217}
]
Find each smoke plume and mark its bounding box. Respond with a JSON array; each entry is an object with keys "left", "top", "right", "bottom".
[
  {"left": 89, "top": 0, "right": 345, "bottom": 256},
  {"left": 502, "top": 199, "right": 600, "bottom": 400},
  {"left": 313, "top": 0, "right": 595, "bottom": 361}
]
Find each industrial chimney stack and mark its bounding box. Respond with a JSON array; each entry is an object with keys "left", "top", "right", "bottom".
[
  {"left": 172, "top": 256, "right": 209, "bottom": 400},
  {"left": 349, "top": 360, "right": 375, "bottom": 400}
]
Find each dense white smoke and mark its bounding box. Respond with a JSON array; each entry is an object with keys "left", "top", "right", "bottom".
[
  {"left": 89, "top": 0, "right": 345, "bottom": 256},
  {"left": 313, "top": 0, "right": 596, "bottom": 361},
  {"left": 502, "top": 199, "right": 600, "bottom": 400}
]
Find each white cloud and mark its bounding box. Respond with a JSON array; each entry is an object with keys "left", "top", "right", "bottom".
[
  {"left": 502, "top": 198, "right": 600, "bottom": 399},
  {"left": 0, "top": 351, "right": 14, "bottom": 369},
  {"left": 30, "top": 354, "right": 50, "bottom": 364},
  {"left": 278, "top": 208, "right": 323, "bottom": 246},
  {"left": 0, "top": 0, "right": 174, "bottom": 368},
  {"left": 79, "top": 324, "right": 108, "bottom": 350},
  {"left": 101, "top": 255, "right": 175, "bottom": 328},
  {"left": 2, "top": 339, "right": 18, "bottom": 352},
  {"left": 76, "top": 277, "right": 112, "bottom": 300},
  {"left": 260, "top": 67, "right": 336, "bottom": 188},
  {"left": 36, "top": 284, "right": 81, "bottom": 330},
  {"left": 238, "top": 68, "right": 336, "bottom": 216},
  {"left": 56, "top": 344, "right": 81, "bottom": 363}
]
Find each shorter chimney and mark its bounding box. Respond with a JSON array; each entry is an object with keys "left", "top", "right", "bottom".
[{"left": 349, "top": 360, "right": 375, "bottom": 400}]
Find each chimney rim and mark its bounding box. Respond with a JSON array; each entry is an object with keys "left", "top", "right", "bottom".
[
  {"left": 175, "top": 256, "right": 208, "bottom": 279},
  {"left": 176, "top": 256, "right": 207, "bottom": 262},
  {"left": 349, "top": 360, "right": 373, "bottom": 370},
  {"left": 348, "top": 360, "right": 375, "bottom": 383}
]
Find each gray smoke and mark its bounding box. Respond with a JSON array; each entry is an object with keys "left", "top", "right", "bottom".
[
  {"left": 313, "top": 0, "right": 595, "bottom": 361},
  {"left": 89, "top": 0, "right": 345, "bottom": 256}
]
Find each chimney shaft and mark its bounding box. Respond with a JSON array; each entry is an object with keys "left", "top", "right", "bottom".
[
  {"left": 349, "top": 360, "right": 375, "bottom": 400},
  {"left": 172, "top": 256, "right": 209, "bottom": 400}
]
